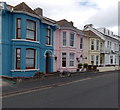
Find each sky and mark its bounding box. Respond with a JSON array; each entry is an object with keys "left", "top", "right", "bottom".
[{"left": 5, "top": 0, "right": 119, "bottom": 35}]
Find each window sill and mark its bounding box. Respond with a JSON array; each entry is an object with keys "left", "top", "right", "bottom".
[
  {"left": 11, "top": 69, "right": 40, "bottom": 72},
  {"left": 12, "top": 39, "right": 40, "bottom": 44},
  {"left": 46, "top": 44, "right": 52, "bottom": 46}
]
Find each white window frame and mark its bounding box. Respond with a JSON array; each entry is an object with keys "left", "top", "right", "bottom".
[
  {"left": 80, "top": 38, "right": 83, "bottom": 49},
  {"left": 69, "top": 53, "right": 75, "bottom": 67},
  {"left": 62, "top": 53, "right": 67, "bottom": 67},
  {"left": 70, "top": 33, "right": 74, "bottom": 47},
  {"left": 96, "top": 40, "right": 99, "bottom": 50},
  {"left": 91, "top": 55, "right": 94, "bottom": 65},
  {"left": 62, "top": 32, "right": 66, "bottom": 46},
  {"left": 91, "top": 39, "right": 94, "bottom": 50}
]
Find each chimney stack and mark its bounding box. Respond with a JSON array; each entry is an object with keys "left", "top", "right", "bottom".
[
  {"left": 84, "top": 24, "right": 93, "bottom": 29},
  {"left": 34, "top": 8, "right": 43, "bottom": 16},
  {"left": 69, "top": 21, "right": 74, "bottom": 26}
]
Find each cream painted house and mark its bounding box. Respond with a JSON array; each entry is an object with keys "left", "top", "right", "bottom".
[{"left": 83, "top": 30, "right": 105, "bottom": 66}]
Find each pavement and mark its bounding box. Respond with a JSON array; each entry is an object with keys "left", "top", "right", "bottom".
[
  {"left": 2, "top": 71, "right": 118, "bottom": 108},
  {"left": 1, "top": 70, "right": 120, "bottom": 97}
]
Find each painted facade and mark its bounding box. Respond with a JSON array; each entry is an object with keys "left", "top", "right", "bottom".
[
  {"left": 84, "top": 24, "right": 120, "bottom": 66},
  {"left": 0, "top": 2, "right": 56, "bottom": 77},
  {"left": 83, "top": 30, "right": 105, "bottom": 66},
  {"left": 54, "top": 19, "right": 86, "bottom": 72}
]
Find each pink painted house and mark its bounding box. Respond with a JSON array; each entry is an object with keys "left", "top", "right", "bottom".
[{"left": 54, "top": 19, "right": 86, "bottom": 72}]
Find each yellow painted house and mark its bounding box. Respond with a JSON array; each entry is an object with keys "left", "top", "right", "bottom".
[{"left": 83, "top": 30, "right": 105, "bottom": 66}]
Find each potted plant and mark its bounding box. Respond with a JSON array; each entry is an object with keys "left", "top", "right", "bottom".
[
  {"left": 83, "top": 63, "right": 88, "bottom": 71},
  {"left": 78, "top": 63, "right": 83, "bottom": 71}
]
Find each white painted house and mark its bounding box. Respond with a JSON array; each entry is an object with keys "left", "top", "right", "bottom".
[{"left": 97, "top": 28, "right": 120, "bottom": 66}]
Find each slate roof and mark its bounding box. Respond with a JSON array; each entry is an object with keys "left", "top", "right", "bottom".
[
  {"left": 57, "top": 19, "right": 77, "bottom": 29},
  {"left": 83, "top": 30, "right": 99, "bottom": 37},
  {"left": 13, "top": 2, "right": 38, "bottom": 16}
]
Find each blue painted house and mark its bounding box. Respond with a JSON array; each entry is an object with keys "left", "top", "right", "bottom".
[{"left": 0, "top": 2, "right": 56, "bottom": 77}]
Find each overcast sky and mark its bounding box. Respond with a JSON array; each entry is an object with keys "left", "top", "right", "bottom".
[{"left": 5, "top": 0, "right": 119, "bottom": 34}]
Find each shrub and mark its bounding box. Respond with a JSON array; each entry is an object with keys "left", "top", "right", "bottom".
[
  {"left": 83, "top": 63, "right": 88, "bottom": 68},
  {"left": 34, "top": 71, "right": 44, "bottom": 79},
  {"left": 78, "top": 63, "right": 83, "bottom": 69}
]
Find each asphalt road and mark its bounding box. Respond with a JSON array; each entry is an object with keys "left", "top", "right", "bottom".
[{"left": 2, "top": 71, "right": 118, "bottom": 108}]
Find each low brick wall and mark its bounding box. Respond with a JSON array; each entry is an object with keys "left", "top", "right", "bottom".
[{"left": 97, "top": 66, "right": 120, "bottom": 72}]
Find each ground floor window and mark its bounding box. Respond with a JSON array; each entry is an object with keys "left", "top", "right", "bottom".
[
  {"left": 62, "top": 53, "right": 67, "bottom": 67},
  {"left": 16, "top": 48, "right": 21, "bottom": 69},
  {"left": 110, "top": 56, "right": 113, "bottom": 64},
  {"left": 91, "top": 55, "right": 94, "bottom": 65},
  {"left": 69, "top": 53, "right": 75, "bottom": 67},
  {"left": 96, "top": 56, "right": 99, "bottom": 65},
  {"left": 26, "top": 48, "right": 36, "bottom": 69}
]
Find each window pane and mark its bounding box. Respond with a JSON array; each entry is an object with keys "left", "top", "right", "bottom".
[
  {"left": 18, "top": 19, "right": 21, "bottom": 28},
  {"left": 27, "top": 20, "right": 35, "bottom": 30},
  {"left": 16, "top": 59, "right": 20, "bottom": 68},
  {"left": 26, "top": 49, "right": 34, "bottom": 58},
  {"left": 17, "top": 29, "right": 21, "bottom": 38},
  {"left": 26, "top": 30, "right": 34, "bottom": 39},
  {"left": 26, "top": 59, "right": 34, "bottom": 67},
  {"left": 70, "top": 61, "right": 74, "bottom": 66}
]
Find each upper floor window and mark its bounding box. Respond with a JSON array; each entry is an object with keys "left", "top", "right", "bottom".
[
  {"left": 26, "top": 19, "right": 36, "bottom": 41},
  {"left": 110, "top": 42, "right": 112, "bottom": 49},
  {"left": 96, "top": 40, "right": 99, "bottom": 50},
  {"left": 46, "top": 28, "right": 52, "bottom": 45},
  {"left": 62, "top": 53, "right": 67, "bottom": 67},
  {"left": 114, "top": 43, "right": 117, "bottom": 51},
  {"left": 16, "top": 48, "right": 21, "bottom": 69},
  {"left": 70, "top": 33, "right": 74, "bottom": 47},
  {"left": 63, "top": 32, "right": 66, "bottom": 46},
  {"left": 91, "top": 39, "right": 94, "bottom": 50},
  {"left": 107, "top": 41, "right": 109, "bottom": 48},
  {"left": 26, "top": 48, "right": 36, "bottom": 69},
  {"left": 16, "top": 18, "right": 21, "bottom": 39},
  {"left": 69, "top": 53, "right": 74, "bottom": 67},
  {"left": 80, "top": 38, "right": 83, "bottom": 49},
  {"left": 100, "top": 42, "right": 102, "bottom": 48}
]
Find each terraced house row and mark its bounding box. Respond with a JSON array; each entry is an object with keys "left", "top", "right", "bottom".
[{"left": 0, "top": 2, "right": 120, "bottom": 77}]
